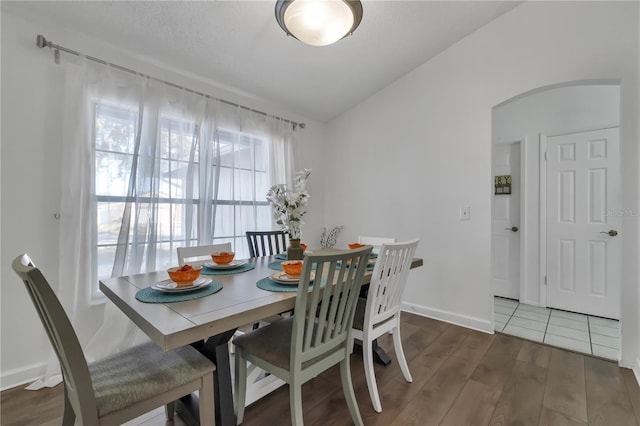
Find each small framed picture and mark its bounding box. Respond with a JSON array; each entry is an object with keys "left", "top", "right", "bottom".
[{"left": 494, "top": 175, "right": 511, "bottom": 195}]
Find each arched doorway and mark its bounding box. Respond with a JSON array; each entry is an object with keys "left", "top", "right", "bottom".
[{"left": 491, "top": 82, "right": 621, "bottom": 360}]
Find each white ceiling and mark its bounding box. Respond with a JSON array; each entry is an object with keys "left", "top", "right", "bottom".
[{"left": 2, "top": 1, "right": 521, "bottom": 122}]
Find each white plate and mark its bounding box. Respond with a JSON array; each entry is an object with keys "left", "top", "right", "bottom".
[
  {"left": 152, "top": 278, "right": 212, "bottom": 292},
  {"left": 270, "top": 271, "right": 315, "bottom": 285},
  {"left": 204, "top": 260, "right": 247, "bottom": 270}
]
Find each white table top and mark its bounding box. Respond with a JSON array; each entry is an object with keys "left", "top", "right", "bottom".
[{"left": 100, "top": 252, "right": 423, "bottom": 351}]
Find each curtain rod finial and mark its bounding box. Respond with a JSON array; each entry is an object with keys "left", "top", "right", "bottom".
[{"left": 36, "top": 34, "right": 48, "bottom": 48}]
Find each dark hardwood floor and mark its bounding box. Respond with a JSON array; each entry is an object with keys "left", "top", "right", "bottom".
[{"left": 2, "top": 313, "right": 639, "bottom": 425}]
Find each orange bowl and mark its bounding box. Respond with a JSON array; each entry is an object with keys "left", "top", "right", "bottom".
[
  {"left": 167, "top": 265, "right": 202, "bottom": 283},
  {"left": 300, "top": 243, "right": 308, "bottom": 252},
  {"left": 211, "top": 251, "right": 235, "bottom": 265},
  {"left": 281, "top": 260, "right": 303, "bottom": 277},
  {"left": 348, "top": 243, "right": 365, "bottom": 249}
]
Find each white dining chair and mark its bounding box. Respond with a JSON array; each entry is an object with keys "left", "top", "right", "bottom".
[
  {"left": 351, "top": 239, "right": 419, "bottom": 413},
  {"left": 358, "top": 235, "right": 396, "bottom": 253},
  {"left": 177, "top": 242, "right": 232, "bottom": 266},
  {"left": 234, "top": 246, "right": 373, "bottom": 425},
  {"left": 11, "top": 254, "right": 216, "bottom": 425}
]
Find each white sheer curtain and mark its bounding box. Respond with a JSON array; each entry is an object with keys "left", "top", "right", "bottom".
[
  {"left": 29, "top": 57, "right": 298, "bottom": 388},
  {"left": 267, "top": 115, "right": 297, "bottom": 189}
]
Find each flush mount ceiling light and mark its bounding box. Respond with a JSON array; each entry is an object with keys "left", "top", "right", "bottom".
[{"left": 275, "top": 0, "right": 363, "bottom": 47}]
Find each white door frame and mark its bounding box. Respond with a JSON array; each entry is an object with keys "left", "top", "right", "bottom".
[
  {"left": 539, "top": 133, "right": 548, "bottom": 307},
  {"left": 491, "top": 139, "right": 524, "bottom": 300},
  {"left": 518, "top": 139, "right": 528, "bottom": 301},
  {"left": 539, "top": 126, "right": 621, "bottom": 314}
]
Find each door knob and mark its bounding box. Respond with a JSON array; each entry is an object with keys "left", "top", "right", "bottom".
[
  {"left": 600, "top": 229, "right": 618, "bottom": 237},
  {"left": 505, "top": 226, "right": 519, "bottom": 232}
]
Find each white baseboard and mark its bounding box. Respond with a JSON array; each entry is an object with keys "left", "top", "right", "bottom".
[
  {"left": 620, "top": 356, "right": 640, "bottom": 387},
  {"left": 401, "top": 302, "right": 493, "bottom": 334},
  {"left": 0, "top": 361, "right": 46, "bottom": 391},
  {"left": 519, "top": 297, "right": 542, "bottom": 307}
]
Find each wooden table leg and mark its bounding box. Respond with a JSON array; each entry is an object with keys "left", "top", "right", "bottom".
[
  {"left": 352, "top": 338, "right": 392, "bottom": 366},
  {"left": 176, "top": 328, "right": 238, "bottom": 426},
  {"left": 371, "top": 339, "right": 392, "bottom": 365}
]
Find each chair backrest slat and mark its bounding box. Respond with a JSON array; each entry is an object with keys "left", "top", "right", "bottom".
[
  {"left": 245, "top": 231, "right": 288, "bottom": 257},
  {"left": 177, "top": 242, "right": 232, "bottom": 266},
  {"left": 293, "top": 247, "right": 372, "bottom": 365},
  {"left": 12, "top": 254, "right": 98, "bottom": 424},
  {"left": 303, "top": 260, "right": 322, "bottom": 350},
  {"left": 366, "top": 240, "right": 419, "bottom": 327}
]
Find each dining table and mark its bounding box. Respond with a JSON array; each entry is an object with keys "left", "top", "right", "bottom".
[{"left": 100, "top": 250, "right": 423, "bottom": 426}]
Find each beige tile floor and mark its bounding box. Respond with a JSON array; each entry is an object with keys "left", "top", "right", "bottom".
[{"left": 494, "top": 296, "right": 619, "bottom": 361}]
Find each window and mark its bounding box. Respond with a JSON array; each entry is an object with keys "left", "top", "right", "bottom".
[{"left": 94, "top": 102, "right": 272, "bottom": 294}]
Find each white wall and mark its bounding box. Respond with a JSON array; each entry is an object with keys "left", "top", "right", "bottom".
[
  {"left": 324, "top": 0, "right": 639, "bottom": 376},
  {"left": 494, "top": 85, "right": 621, "bottom": 143},
  {"left": 0, "top": 12, "right": 327, "bottom": 389},
  {"left": 494, "top": 84, "right": 620, "bottom": 306}
]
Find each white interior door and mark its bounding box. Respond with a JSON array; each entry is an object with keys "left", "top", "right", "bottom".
[
  {"left": 492, "top": 141, "right": 520, "bottom": 299},
  {"left": 546, "top": 128, "right": 621, "bottom": 319}
]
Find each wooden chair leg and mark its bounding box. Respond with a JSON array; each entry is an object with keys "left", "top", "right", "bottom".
[
  {"left": 199, "top": 372, "right": 215, "bottom": 426},
  {"left": 164, "top": 401, "right": 175, "bottom": 420},
  {"left": 392, "top": 323, "right": 412, "bottom": 383},
  {"left": 289, "top": 380, "right": 304, "bottom": 426},
  {"left": 363, "top": 335, "right": 383, "bottom": 413},
  {"left": 62, "top": 388, "right": 75, "bottom": 426},
  {"left": 340, "top": 357, "right": 363, "bottom": 426},
  {"left": 234, "top": 349, "right": 248, "bottom": 424}
]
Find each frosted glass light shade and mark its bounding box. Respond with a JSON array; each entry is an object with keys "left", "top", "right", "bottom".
[{"left": 275, "top": 0, "right": 363, "bottom": 47}]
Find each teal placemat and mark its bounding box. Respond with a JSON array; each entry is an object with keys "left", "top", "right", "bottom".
[
  {"left": 274, "top": 253, "right": 313, "bottom": 260},
  {"left": 201, "top": 263, "right": 255, "bottom": 275},
  {"left": 256, "top": 277, "right": 298, "bottom": 292},
  {"left": 256, "top": 277, "right": 325, "bottom": 293},
  {"left": 269, "top": 261, "right": 284, "bottom": 271},
  {"left": 136, "top": 281, "right": 223, "bottom": 303}
]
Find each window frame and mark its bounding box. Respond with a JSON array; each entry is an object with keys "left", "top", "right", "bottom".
[{"left": 92, "top": 101, "right": 272, "bottom": 300}]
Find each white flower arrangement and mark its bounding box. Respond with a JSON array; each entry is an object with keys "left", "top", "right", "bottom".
[{"left": 266, "top": 168, "right": 311, "bottom": 240}]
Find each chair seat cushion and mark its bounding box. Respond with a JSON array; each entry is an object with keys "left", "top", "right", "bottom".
[
  {"left": 233, "top": 316, "right": 343, "bottom": 372},
  {"left": 233, "top": 317, "right": 294, "bottom": 370},
  {"left": 89, "top": 342, "right": 215, "bottom": 417}
]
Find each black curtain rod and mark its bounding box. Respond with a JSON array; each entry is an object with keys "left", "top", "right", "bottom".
[{"left": 35, "top": 34, "right": 305, "bottom": 130}]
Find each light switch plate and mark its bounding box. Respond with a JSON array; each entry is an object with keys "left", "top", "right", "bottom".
[{"left": 460, "top": 206, "right": 470, "bottom": 221}]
